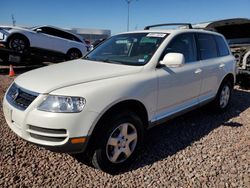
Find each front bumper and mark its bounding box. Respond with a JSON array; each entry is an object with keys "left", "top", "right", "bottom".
[
  {"left": 34, "top": 136, "right": 89, "bottom": 153},
  {"left": 2, "top": 89, "right": 99, "bottom": 153}
]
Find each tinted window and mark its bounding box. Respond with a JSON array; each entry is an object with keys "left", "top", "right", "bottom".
[
  {"left": 197, "top": 34, "right": 218, "bottom": 60},
  {"left": 70, "top": 35, "right": 82, "bottom": 42},
  {"left": 48, "top": 29, "right": 71, "bottom": 40},
  {"left": 37, "top": 27, "right": 64, "bottom": 38},
  {"left": 57, "top": 31, "right": 82, "bottom": 42},
  {"left": 36, "top": 27, "right": 54, "bottom": 35},
  {"left": 36, "top": 27, "right": 81, "bottom": 42},
  {"left": 215, "top": 35, "right": 230, "bottom": 56},
  {"left": 162, "top": 33, "right": 197, "bottom": 63}
]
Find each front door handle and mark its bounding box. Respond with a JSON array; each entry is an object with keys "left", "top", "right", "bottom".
[
  {"left": 195, "top": 68, "right": 202, "bottom": 74},
  {"left": 219, "top": 64, "right": 225, "bottom": 68}
]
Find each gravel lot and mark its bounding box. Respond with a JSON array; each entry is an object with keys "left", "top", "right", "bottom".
[{"left": 0, "top": 74, "right": 249, "bottom": 187}]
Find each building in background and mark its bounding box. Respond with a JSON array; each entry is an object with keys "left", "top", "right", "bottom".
[{"left": 68, "top": 28, "right": 111, "bottom": 43}]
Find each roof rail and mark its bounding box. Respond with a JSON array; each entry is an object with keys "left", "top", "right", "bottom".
[{"left": 144, "top": 23, "right": 193, "bottom": 30}]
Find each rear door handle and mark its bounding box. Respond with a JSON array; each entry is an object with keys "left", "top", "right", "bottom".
[
  {"left": 219, "top": 64, "right": 225, "bottom": 68},
  {"left": 195, "top": 68, "right": 202, "bottom": 74}
]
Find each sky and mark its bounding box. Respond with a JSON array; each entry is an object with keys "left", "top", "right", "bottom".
[{"left": 1, "top": 0, "right": 250, "bottom": 34}]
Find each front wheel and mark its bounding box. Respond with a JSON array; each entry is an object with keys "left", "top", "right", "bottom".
[
  {"left": 91, "top": 112, "right": 144, "bottom": 174},
  {"left": 8, "top": 35, "right": 29, "bottom": 53}
]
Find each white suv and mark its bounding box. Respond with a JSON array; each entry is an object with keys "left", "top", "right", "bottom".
[
  {"left": 3, "top": 24, "right": 236, "bottom": 173},
  {"left": 0, "top": 25, "right": 88, "bottom": 60}
]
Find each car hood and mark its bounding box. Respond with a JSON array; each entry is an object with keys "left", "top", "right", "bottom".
[
  {"left": 0, "top": 25, "right": 32, "bottom": 32},
  {"left": 15, "top": 59, "right": 143, "bottom": 94}
]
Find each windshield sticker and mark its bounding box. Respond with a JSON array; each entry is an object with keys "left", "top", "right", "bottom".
[
  {"left": 138, "top": 59, "right": 145, "bottom": 63},
  {"left": 146, "top": 33, "right": 166, "bottom": 38}
]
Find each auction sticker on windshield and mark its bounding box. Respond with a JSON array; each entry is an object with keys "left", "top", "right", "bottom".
[{"left": 146, "top": 33, "right": 166, "bottom": 37}]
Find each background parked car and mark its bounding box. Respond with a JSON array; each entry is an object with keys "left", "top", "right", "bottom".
[
  {"left": 0, "top": 25, "right": 88, "bottom": 60},
  {"left": 92, "top": 38, "right": 106, "bottom": 47},
  {"left": 193, "top": 18, "right": 250, "bottom": 87}
]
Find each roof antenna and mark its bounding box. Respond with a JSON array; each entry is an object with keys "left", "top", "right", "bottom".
[{"left": 11, "top": 14, "right": 16, "bottom": 26}]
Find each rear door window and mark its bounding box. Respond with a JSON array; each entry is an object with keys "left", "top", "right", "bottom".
[
  {"left": 197, "top": 33, "right": 218, "bottom": 60},
  {"left": 215, "top": 35, "right": 230, "bottom": 56}
]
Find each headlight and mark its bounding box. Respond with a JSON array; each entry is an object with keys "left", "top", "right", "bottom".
[
  {"left": 38, "top": 95, "right": 86, "bottom": 113},
  {"left": 0, "top": 32, "right": 4, "bottom": 40},
  {"left": 0, "top": 29, "right": 7, "bottom": 40}
]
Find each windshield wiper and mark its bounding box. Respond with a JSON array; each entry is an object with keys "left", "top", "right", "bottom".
[
  {"left": 83, "top": 57, "right": 129, "bottom": 65},
  {"left": 83, "top": 56, "right": 99, "bottom": 61},
  {"left": 101, "top": 59, "right": 122, "bottom": 64}
]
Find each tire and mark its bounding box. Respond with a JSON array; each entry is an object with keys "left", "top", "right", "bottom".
[
  {"left": 66, "top": 49, "right": 82, "bottom": 60},
  {"left": 211, "top": 80, "right": 233, "bottom": 112},
  {"left": 91, "top": 111, "right": 144, "bottom": 174},
  {"left": 8, "top": 35, "right": 29, "bottom": 54}
]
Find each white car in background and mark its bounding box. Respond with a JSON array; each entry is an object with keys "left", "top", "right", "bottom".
[{"left": 0, "top": 25, "right": 88, "bottom": 60}]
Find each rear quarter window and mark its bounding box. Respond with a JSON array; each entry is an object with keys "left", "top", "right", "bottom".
[
  {"left": 197, "top": 33, "right": 218, "bottom": 60},
  {"left": 215, "top": 35, "right": 230, "bottom": 56}
]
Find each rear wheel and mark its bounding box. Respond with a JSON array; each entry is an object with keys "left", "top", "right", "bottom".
[
  {"left": 211, "top": 80, "right": 233, "bottom": 112},
  {"left": 91, "top": 112, "right": 144, "bottom": 174}
]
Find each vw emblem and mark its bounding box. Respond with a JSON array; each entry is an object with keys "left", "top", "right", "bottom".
[{"left": 11, "top": 88, "right": 19, "bottom": 101}]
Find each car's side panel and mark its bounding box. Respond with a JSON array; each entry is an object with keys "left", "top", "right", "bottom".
[
  {"left": 198, "top": 57, "right": 223, "bottom": 102},
  {"left": 50, "top": 71, "right": 158, "bottom": 135},
  {"left": 154, "top": 62, "right": 202, "bottom": 122},
  {"left": 30, "top": 32, "right": 63, "bottom": 52}
]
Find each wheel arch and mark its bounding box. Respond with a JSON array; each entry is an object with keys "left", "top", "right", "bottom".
[
  {"left": 7, "top": 33, "right": 30, "bottom": 47},
  {"left": 66, "top": 48, "right": 82, "bottom": 56},
  {"left": 221, "top": 73, "right": 235, "bottom": 87},
  {"left": 87, "top": 99, "right": 149, "bottom": 148}
]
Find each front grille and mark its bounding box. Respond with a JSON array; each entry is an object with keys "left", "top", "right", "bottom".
[
  {"left": 6, "top": 83, "right": 39, "bottom": 110},
  {"left": 28, "top": 125, "right": 67, "bottom": 143}
]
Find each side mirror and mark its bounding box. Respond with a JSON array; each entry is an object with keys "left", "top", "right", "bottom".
[
  {"left": 160, "top": 53, "right": 185, "bottom": 67},
  {"left": 36, "top": 28, "right": 42, "bottom": 33}
]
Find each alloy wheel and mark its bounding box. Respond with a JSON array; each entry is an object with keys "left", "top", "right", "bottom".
[
  {"left": 10, "top": 38, "right": 26, "bottom": 53},
  {"left": 220, "top": 85, "right": 230, "bottom": 108},
  {"left": 106, "top": 123, "right": 138, "bottom": 164}
]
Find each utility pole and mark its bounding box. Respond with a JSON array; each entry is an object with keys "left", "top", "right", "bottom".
[
  {"left": 11, "top": 14, "right": 16, "bottom": 26},
  {"left": 125, "top": 0, "right": 137, "bottom": 31}
]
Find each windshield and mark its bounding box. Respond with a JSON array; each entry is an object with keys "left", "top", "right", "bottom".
[{"left": 85, "top": 32, "right": 167, "bottom": 66}]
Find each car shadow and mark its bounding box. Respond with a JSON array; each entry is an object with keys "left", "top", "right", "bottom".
[
  {"left": 130, "top": 88, "right": 249, "bottom": 171},
  {"left": 73, "top": 88, "right": 250, "bottom": 174}
]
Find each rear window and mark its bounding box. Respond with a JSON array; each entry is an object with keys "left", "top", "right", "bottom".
[
  {"left": 197, "top": 33, "right": 218, "bottom": 60},
  {"left": 215, "top": 35, "right": 230, "bottom": 56}
]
